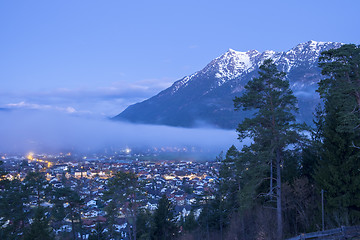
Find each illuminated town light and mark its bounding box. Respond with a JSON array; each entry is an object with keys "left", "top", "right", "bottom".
[
  {"left": 125, "top": 148, "right": 131, "bottom": 154},
  {"left": 27, "top": 152, "right": 34, "bottom": 161}
]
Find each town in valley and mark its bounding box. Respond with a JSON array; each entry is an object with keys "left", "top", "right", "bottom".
[{"left": 0, "top": 149, "right": 219, "bottom": 239}]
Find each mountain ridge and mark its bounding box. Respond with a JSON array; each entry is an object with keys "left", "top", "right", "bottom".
[{"left": 114, "top": 40, "right": 342, "bottom": 129}]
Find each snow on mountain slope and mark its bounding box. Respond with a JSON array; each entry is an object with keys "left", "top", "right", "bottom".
[
  {"left": 114, "top": 41, "right": 342, "bottom": 129},
  {"left": 167, "top": 40, "right": 341, "bottom": 97}
]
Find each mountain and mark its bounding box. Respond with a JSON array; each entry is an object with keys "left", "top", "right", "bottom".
[{"left": 114, "top": 40, "right": 342, "bottom": 129}]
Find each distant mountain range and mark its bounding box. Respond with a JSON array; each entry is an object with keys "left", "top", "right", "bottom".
[{"left": 114, "top": 40, "right": 342, "bottom": 129}]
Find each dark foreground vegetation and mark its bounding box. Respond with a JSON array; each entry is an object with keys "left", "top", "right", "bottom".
[
  {"left": 0, "top": 44, "right": 359, "bottom": 240},
  {"left": 192, "top": 44, "right": 360, "bottom": 240},
  {"left": 190, "top": 44, "right": 360, "bottom": 240}
]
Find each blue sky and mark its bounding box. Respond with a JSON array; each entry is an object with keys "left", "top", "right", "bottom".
[{"left": 1, "top": 0, "right": 360, "bottom": 117}]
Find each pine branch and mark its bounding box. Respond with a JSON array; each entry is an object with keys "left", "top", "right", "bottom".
[{"left": 351, "top": 141, "right": 360, "bottom": 149}]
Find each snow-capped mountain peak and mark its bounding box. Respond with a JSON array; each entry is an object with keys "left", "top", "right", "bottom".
[
  {"left": 278, "top": 40, "right": 342, "bottom": 72},
  {"left": 201, "top": 48, "right": 260, "bottom": 82},
  {"left": 115, "top": 40, "right": 343, "bottom": 129},
  {"left": 167, "top": 41, "right": 341, "bottom": 95},
  {"left": 199, "top": 40, "right": 340, "bottom": 82},
  {"left": 227, "top": 48, "right": 237, "bottom": 53}
]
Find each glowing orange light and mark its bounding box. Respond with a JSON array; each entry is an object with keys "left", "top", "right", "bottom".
[{"left": 27, "top": 152, "right": 34, "bottom": 161}]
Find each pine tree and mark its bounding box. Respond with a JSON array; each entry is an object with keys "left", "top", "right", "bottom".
[
  {"left": 23, "top": 171, "right": 49, "bottom": 207},
  {"left": 0, "top": 178, "right": 28, "bottom": 239},
  {"left": 136, "top": 209, "right": 152, "bottom": 240},
  {"left": 182, "top": 211, "right": 198, "bottom": 232},
  {"left": 88, "top": 223, "right": 107, "bottom": 240},
  {"left": 24, "top": 207, "right": 54, "bottom": 240},
  {"left": 301, "top": 105, "right": 324, "bottom": 182},
  {"left": 104, "top": 171, "right": 141, "bottom": 240},
  {"left": 216, "top": 146, "right": 240, "bottom": 238},
  {"left": 55, "top": 187, "right": 84, "bottom": 240},
  {"left": 318, "top": 44, "right": 360, "bottom": 136},
  {"left": 214, "top": 145, "right": 267, "bottom": 238},
  {"left": 234, "top": 58, "right": 304, "bottom": 239},
  {"left": 315, "top": 44, "right": 360, "bottom": 226},
  {"left": 218, "top": 145, "right": 241, "bottom": 206},
  {"left": 151, "top": 195, "right": 178, "bottom": 240},
  {"left": 104, "top": 199, "right": 118, "bottom": 239}
]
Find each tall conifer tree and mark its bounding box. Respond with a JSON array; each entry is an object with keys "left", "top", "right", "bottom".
[
  {"left": 315, "top": 44, "right": 360, "bottom": 226},
  {"left": 151, "top": 195, "right": 178, "bottom": 240},
  {"left": 234, "top": 59, "right": 303, "bottom": 239}
]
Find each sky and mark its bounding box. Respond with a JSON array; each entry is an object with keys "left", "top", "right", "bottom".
[{"left": 0, "top": 1, "right": 359, "bottom": 153}]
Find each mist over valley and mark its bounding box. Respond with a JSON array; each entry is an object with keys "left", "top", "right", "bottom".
[{"left": 0, "top": 109, "right": 240, "bottom": 157}]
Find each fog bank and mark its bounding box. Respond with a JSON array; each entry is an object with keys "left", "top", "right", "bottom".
[{"left": 0, "top": 110, "right": 243, "bottom": 155}]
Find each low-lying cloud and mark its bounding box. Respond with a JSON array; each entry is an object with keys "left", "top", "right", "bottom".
[
  {"left": 6, "top": 101, "right": 77, "bottom": 114},
  {"left": 0, "top": 109, "right": 241, "bottom": 156},
  {"left": 0, "top": 79, "right": 174, "bottom": 118}
]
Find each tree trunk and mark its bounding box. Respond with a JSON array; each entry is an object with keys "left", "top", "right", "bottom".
[
  {"left": 133, "top": 194, "right": 137, "bottom": 240},
  {"left": 127, "top": 215, "right": 133, "bottom": 240},
  {"left": 70, "top": 208, "right": 76, "bottom": 240},
  {"left": 206, "top": 205, "right": 210, "bottom": 240},
  {"left": 78, "top": 208, "right": 83, "bottom": 240},
  {"left": 220, "top": 197, "right": 223, "bottom": 240},
  {"left": 133, "top": 216, "right": 137, "bottom": 240},
  {"left": 241, "top": 215, "right": 245, "bottom": 240},
  {"left": 270, "top": 158, "right": 273, "bottom": 199},
  {"left": 37, "top": 189, "right": 41, "bottom": 207},
  {"left": 276, "top": 149, "right": 282, "bottom": 240}
]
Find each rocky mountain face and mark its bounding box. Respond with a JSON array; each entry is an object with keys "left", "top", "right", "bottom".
[{"left": 114, "top": 40, "right": 342, "bottom": 129}]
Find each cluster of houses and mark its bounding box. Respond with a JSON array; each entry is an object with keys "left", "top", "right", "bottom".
[{"left": 1, "top": 152, "right": 219, "bottom": 238}]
